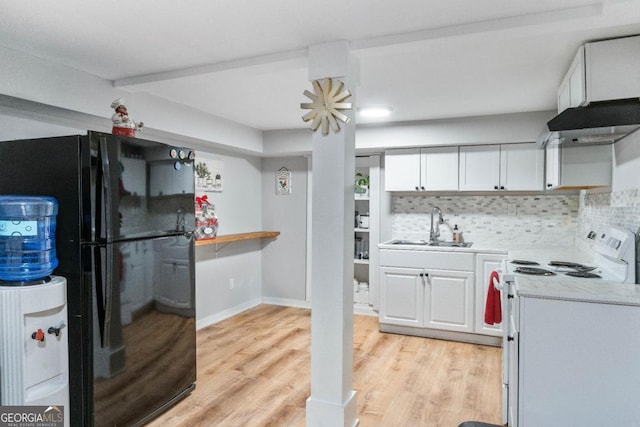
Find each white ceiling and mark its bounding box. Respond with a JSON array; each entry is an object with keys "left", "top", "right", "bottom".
[{"left": 2, "top": 0, "right": 640, "bottom": 131}]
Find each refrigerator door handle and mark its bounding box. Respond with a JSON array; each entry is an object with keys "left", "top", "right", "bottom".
[
  {"left": 94, "top": 243, "right": 115, "bottom": 348},
  {"left": 94, "top": 245, "right": 106, "bottom": 346},
  {"left": 103, "top": 243, "right": 114, "bottom": 348},
  {"left": 98, "top": 136, "right": 114, "bottom": 242}
]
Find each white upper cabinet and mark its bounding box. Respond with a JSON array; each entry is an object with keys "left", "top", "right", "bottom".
[
  {"left": 557, "top": 46, "right": 586, "bottom": 113},
  {"left": 459, "top": 143, "right": 543, "bottom": 191},
  {"left": 558, "top": 35, "right": 640, "bottom": 113},
  {"left": 545, "top": 142, "right": 612, "bottom": 190},
  {"left": 458, "top": 145, "right": 501, "bottom": 191},
  {"left": 384, "top": 148, "right": 422, "bottom": 191},
  {"left": 500, "top": 143, "right": 544, "bottom": 191},
  {"left": 422, "top": 147, "right": 459, "bottom": 191},
  {"left": 385, "top": 147, "right": 458, "bottom": 191}
]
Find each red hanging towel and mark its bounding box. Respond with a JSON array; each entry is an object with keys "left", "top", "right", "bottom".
[{"left": 484, "top": 270, "right": 502, "bottom": 325}]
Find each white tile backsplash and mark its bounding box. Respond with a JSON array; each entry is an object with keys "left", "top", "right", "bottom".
[
  {"left": 576, "top": 189, "right": 640, "bottom": 252},
  {"left": 391, "top": 189, "right": 640, "bottom": 250},
  {"left": 391, "top": 194, "right": 579, "bottom": 249}
]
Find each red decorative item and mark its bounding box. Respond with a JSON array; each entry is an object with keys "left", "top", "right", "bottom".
[
  {"left": 111, "top": 98, "right": 144, "bottom": 137},
  {"left": 195, "top": 195, "right": 218, "bottom": 240}
]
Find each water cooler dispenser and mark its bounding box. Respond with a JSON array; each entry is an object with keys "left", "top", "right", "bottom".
[{"left": 0, "top": 196, "right": 69, "bottom": 427}]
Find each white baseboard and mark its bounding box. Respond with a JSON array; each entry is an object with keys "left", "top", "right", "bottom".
[
  {"left": 261, "top": 297, "right": 311, "bottom": 309},
  {"left": 196, "top": 298, "right": 262, "bottom": 330}
]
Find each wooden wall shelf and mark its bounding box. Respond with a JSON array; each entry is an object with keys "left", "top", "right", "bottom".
[{"left": 195, "top": 231, "right": 280, "bottom": 247}]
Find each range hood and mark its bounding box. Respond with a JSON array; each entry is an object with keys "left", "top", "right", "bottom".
[{"left": 537, "top": 99, "right": 640, "bottom": 148}]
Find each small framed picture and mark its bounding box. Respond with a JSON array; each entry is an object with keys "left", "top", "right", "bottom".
[{"left": 276, "top": 169, "right": 291, "bottom": 195}]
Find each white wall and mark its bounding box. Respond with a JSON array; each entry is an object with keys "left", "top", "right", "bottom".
[
  {"left": 194, "top": 151, "right": 264, "bottom": 329},
  {"left": 263, "top": 110, "right": 554, "bottom": 156},
  {"left": 261, "top": 157, "right": 309, "bottom": 305}
]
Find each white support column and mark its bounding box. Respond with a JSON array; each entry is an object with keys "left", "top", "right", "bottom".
[{"left": 305, "top": 41, "right": 359, "bottom": 427}]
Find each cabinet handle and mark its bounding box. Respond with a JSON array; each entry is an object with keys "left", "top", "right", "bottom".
[
  {"left": 420, "top": 186, "right": 425, "bottom": 190},
  {"left": 494, "top": 185, "right": 499, "bottom": 190},
  {"left": 500, "top": 186, "right": 505, "bottom": 190},
  {"left": 415, "top": 186, "right": 420, "bottom": 191},
  {"left": 547, "top": 183, "right": 552, "bottom": 187},
  {"left": 507, "top": 336, "right": 514, "bottom": 342}
]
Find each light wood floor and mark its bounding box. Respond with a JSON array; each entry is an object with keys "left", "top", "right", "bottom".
[{"left": 147, "top": 305, "right": 502, "bottom": 427}]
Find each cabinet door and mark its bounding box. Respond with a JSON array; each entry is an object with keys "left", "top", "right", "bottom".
[
  {"left": 557, "top": 46, "right": 586, "bottom": 112},
  {"left": 545, "top": 141, "right": 560, "bottom": 189},
  {"left": 500, "top": 143, "right": 544, "bottom": 191},
  {"left": 423, "top": 269, "right": 474, "bottom": 333},
  {"left": 384, "top": 149, "right": 422, "bottom": 191},
  {"left": 379, "top": 267, "right": 424, "bottom": 327},
  {"left": 474, "top": 254, "right": 506, "bottom": 336},
  {"left": 422, "top": 147, "right": 459, "bottom": 191},
  {"left": 459, "top": 145, "right": 501, "bottom": 191}
]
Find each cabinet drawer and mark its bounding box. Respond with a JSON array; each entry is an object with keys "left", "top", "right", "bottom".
[{"left": 380, "top": 249, "right": 474, "bottom": 271}]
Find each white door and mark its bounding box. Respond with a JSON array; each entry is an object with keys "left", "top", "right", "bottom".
[
  {"left": 384, "top": 149, "right": 421, "bottom": 191},
  {"left": 500, "top": 143, "right": 544, "bottom": 191},
  {"left": 459, "top": 145, "right": 501, "bottom": 191},
  {"left": 379, "top": 267, "right": 424, "bottom": 327},
  {"left": 423, "top": 269, "right": 474, "bottom": 333},
  {"left": 474, "top": 254, "right": 506, "bottom": 336},
  {"left": 422, "top": 147, "right": 459, "bottom": 191}
]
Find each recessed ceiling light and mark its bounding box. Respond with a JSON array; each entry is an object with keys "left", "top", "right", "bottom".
[{"left": 358, "top": 105, "right": 393, "bottom": 118}]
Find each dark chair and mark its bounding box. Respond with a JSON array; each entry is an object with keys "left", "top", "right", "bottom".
[{"left": 458, "top": 422, "right": 503, "bottom": 427}]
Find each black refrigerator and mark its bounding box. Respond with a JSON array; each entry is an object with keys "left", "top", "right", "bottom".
[{"left": 0, "top": 131, "right": 197, "bottom": 426}]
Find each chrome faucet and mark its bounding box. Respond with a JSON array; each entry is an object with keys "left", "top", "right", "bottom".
[{"left": 429, "top": 206, "right": 444, "bottom": 242}]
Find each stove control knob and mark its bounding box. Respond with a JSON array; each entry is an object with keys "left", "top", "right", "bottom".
[{"left": 31, "top": 329, "right": 45, "bottom": 342}]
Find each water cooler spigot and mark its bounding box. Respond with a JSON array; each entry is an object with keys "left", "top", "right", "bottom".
[
  {"left": 47, "top": 320, "right": 66, "bottom": 337},
  {"left": 31, "top": 328, "right": 45, "bottom": 342}
]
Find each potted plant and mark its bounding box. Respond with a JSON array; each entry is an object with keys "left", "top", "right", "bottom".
[{"left": 355, "top": 172, "right": 369, "bottom": 197}]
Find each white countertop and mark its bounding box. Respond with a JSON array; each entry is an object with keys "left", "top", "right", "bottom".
[
  {"left": 508, "top": 246, "right": 640, "bottom": 306},
  {"left": 379, "top": 241, "right": 640, "bottom": 305}
]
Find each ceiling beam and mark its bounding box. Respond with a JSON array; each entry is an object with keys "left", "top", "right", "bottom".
[
  {"left": 114, "top": 3, "right": 603, "bottom": 88},
  {"left": 114, "top": 48, "right": 308, "bottom": 87}
]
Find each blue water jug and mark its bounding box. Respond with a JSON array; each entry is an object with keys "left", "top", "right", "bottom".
[{"left": 0, "top": 195, "right": 58, "bottom": 282}]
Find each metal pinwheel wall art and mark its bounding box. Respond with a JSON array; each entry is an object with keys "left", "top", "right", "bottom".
[{"left": 300, "top": 77, "right": 353, "bottom": 135}]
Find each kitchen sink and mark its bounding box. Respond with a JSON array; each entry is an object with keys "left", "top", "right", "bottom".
[
  {"left": 427, "top": 241, "right": 473, "bottom": 248},
  {"left": 387, "top": 240, "right": 472, "bottom": 248}
]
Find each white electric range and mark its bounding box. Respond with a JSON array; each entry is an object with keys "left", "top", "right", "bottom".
[{"left": 497, "top": 225, "right": 639, "bottom": 426}]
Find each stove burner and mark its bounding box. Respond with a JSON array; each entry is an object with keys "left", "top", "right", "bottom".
[
  {"left": 549, "top": 261, "right": 595, "bottom": 271},
  {"left": 514, "top": 267, "right": 556, "bottom": 276},
  {"left": 511, "top": 260, "right": 540, "bottom": 266},
  {"left": 549, "top": 261, "right": 589, "bottom": 270},
  {"left": 566, "top": 271, "right": 602, "bottom": 279}
]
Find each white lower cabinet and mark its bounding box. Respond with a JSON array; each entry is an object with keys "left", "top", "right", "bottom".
[
  {"left": 379, "top": 250, "right": 475, "bottom": 334},
  {"left": 380, "top": 267, "right": 472, "bottom": 332},
  {"left": 514, "top": 296, "right": 640, "bottom": 426},
  {"left": 474, "top": 253, "right": 507, "bottom": 336},
  {"left": 380, "top": 249, "right": 506, "bottom": 343},
  {"left": 423, "top": 269, "right": 474, "bottom": 333},
  {"left": 379, "top": 267, "right": 423, "bottom": 327}
]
